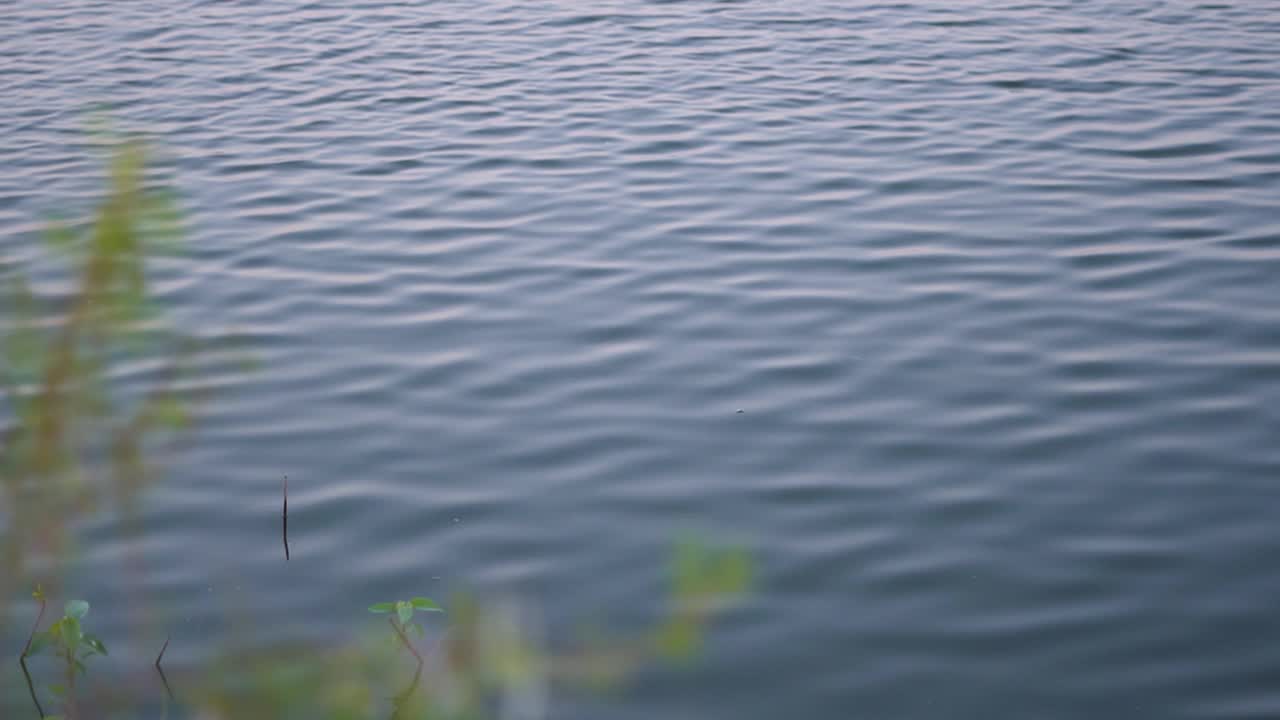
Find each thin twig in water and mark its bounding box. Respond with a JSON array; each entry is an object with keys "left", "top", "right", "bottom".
[
  {"left": 155, "top": 635, "right": 170, "bottom": 670},
  {"left": 155, "top": 636, "right": 174, "bottom": 705},
  {"left": 19, "top": 591, "right": 47, "bottom": 719},
  {"left": 19, "top": 656, "right": 43, "bottom": 719},
  {"left": 282, "top": 474, "right": 290, "bottom": 561}
]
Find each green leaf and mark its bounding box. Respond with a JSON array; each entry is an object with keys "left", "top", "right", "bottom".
[
  {"left": 368, "top": 602, "right": 395, "bottom": 614},
  {"left": 408, "top": 622, "right": 424, "bottom": 638},
  {"left": 59, "top": 617, "right": 82, "bottom": 647},
  {"left": 411, "top": 597, "right": 443, "bottom": 612},
  {"left": 65, "top": 600, "right": 89, "bottom": 619},
  {"left": 82, "top": 633, "right": 108, "bottom": 656},
  {"left": 74, "top": 658, "right": 87, "bottom": 675},
  {"left": 396, "top": 601, "right": 413, "bottom": 626},
  {"left": 50, "top": 684, "right": 67, "bottom": 698}
]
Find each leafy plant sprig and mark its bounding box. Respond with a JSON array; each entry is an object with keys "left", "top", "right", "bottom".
[
  {"left": 25, "top": 597, "right": 109, "bottom": 720},
  {"left": 368, "top": 597, "right": 444, "bottom": 665}
]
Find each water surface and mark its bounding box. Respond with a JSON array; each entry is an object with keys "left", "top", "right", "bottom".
[{"left": 2, "top": 1, "right": 1280, "bottom": 718}]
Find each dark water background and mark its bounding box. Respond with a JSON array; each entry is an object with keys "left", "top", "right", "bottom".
[{"left": 3, "top": 1, "right": 1280, "bottom": 718}]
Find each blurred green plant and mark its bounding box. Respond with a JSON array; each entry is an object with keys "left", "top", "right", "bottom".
[
  {"left": 0, "top": 139, "right": 191, "bottom": 627},
  {"left": 188, "top": 547, "right": 749, "bottom": 720},
  {"left": 654, "top": 538, "right": 752, "bottom": 663},
  {"left": 369, "top": 597, "right": 445, "bottom": 666},
  {"left": 21, "top": 594, "right": 108, "bottom": 720},
  {"left": 2, "top": 141, "right": 753, "bottom": 720},
  {"left": 370, "top": 597, "right": 446, "bottom": 628}
]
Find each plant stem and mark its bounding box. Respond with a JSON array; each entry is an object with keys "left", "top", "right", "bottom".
[
  {"left": 19, "top": 591, "right": 46, "bottom": 657},
  {"left": 19, "top": 593, "right": 47, "bottom": 718},
  {"left": 388, "top": 617, "right": 424, "bottom": 667},
  {"left": 64, "top": 646, "right": 78, "bottom": 720},
  {"left": 390, "top": 662, "right": 424, "bottom": 720},
  {"left": 18, "top": 656, "right": 43, "bottom": 719}
]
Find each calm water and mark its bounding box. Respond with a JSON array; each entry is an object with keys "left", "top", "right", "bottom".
[{"left": 3, "top": 1, "right": 1280, "bottom": 717}]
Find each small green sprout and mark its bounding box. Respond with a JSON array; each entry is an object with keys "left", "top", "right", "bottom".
[
  {"left": 24, "top": 599, "right": 109, "bottom": 718},
  {"left": 369, "top": 597, "right": 444, "bottom": 665},
  {"left": 370, "top": 597, "right": 443, "bottom": 627}
]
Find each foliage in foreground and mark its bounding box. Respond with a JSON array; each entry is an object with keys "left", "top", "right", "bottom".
[
  {"left": 2, "top": 141, "right": 751, "bottom": 719},
  {"left": 19, "top": 588, "right": 108, "bottom": 720},
  {"left": 12, "top": 542, "right": 748, "bottom": 720},
  {"left": 0, "top": 138, "right": 188, "bottom": 626}
]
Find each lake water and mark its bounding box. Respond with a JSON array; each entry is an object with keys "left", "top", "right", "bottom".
[{"left": 2, "top": 1, "right": 1280, "bottom": 718}]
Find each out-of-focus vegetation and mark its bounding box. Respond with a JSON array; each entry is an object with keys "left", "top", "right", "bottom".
[
  {"left": 20, "top": 590, "right": 108, "bottom": 720},
  {"left": 2, "top": 141, "right": 749, "bottom": 719},
  {"left": 1, "top": 139, "right": 189, "bottom": 627},
  {"left": 186, "top": 551, "right": 749, "bottom": 720}
]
